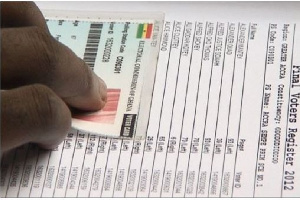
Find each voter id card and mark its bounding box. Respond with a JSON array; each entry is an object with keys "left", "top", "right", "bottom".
[{"left": 44, "top": 11, "right": 164, "bottom": 139}]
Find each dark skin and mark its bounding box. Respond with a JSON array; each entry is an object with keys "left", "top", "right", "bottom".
[{"left": 1, "top": 2, "right": 107, "bottom": 153}]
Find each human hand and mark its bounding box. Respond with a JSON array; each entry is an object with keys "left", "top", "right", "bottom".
[{"left": 1, "top": 2, "right": 107, "bottom": 153}]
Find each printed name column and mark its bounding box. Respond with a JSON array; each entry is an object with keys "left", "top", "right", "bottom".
[
  {"left": 172, "top": 21, "right": 205, "bottom": 197},
  {"left": 133, "top": 21, "right": 174, "bottom": 197},
  {"left": 197, "top": 22, "right": 228, "bottom": 197},
  {"left": 29, "top": 147, "right": 52, "bottom": 197},
  {"left": 41, "top": 142, "right": 64, "bottom": 197},
  {"left": 65, "top": 131, "right": 88, "bottom": 197},
  {"left": 124, "top": 139, "right": 143, "bottom": 197},
  {"left": 6, "top": 145, "right": 29, "bottom": 197},
  {"left": 282, "top": 24, "right": 300, "bottom": 198},
  {"left": 122, "top": 20, "right": 168, "bottom": 197},
  {"left": 89, "top": 137, "right": 110, "bottom": 197},
  {"left": 18, "top": 144, "right": 39, "bottom": 197},
  {"left": 208, "top": 22, "right": 239, "bottom": 197},
  {"left": 100, "top": 138, "right": 122, "bottom": 197},
  {"left": 113, "top": 139, "right": 132, "bottom": 197},
  {"left": 160, "top": 21, "right": 195, "bottom": 197},
  {"left": 184, "top": 22, "right": 216, "bottom": 197},
  {"left": 194, "top": 21, "right": 220, "bottom": 197},
  {"left": 90, "top": 23, "right": 113, "bottom": 197},
  {"left": 125, "top": 21, "right": 173, "bottom": 197},
  {"left": 147, "top": 21, "right": 184, "bottom": 197},
  {"left": 114, "top": 19, "right": 163, "bottom": 193},
  {"left": 232, "top": 22, "right": 269, "bottom": 197},
  {"left": 219, "top": 23, "right": 249, "bottom": 197},
  {"left": 77, "top": 134, "right": 100, "bottom": 197},
  {"left": 53, "top": 129, "right": 77, "bottom": 197}
]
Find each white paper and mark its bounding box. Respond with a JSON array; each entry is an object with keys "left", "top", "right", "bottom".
[{"left": 1, "top": 3, "right": 300, "bottom": 197}]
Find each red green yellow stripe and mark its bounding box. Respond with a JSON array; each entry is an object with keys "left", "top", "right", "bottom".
[
  {"left": 136, "top": 24, "right": 144, "bottom": 38},
  {"left": 146, "top": 24, "right": 153, "bottom": 38},
  {"left": 142, "top": 24, "right": 148, "bottom": 38},
  {"left": 136, "top": 23, "right": 153, "bottom": 39}
]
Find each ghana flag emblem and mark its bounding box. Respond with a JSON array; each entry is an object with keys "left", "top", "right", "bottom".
[{"left": 136, "top": 23, "right": 153, "bottom": 39}]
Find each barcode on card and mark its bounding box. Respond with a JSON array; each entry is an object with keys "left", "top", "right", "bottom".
[{"left": 83, "top": 23, "right": 103, "bottom": 70}]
